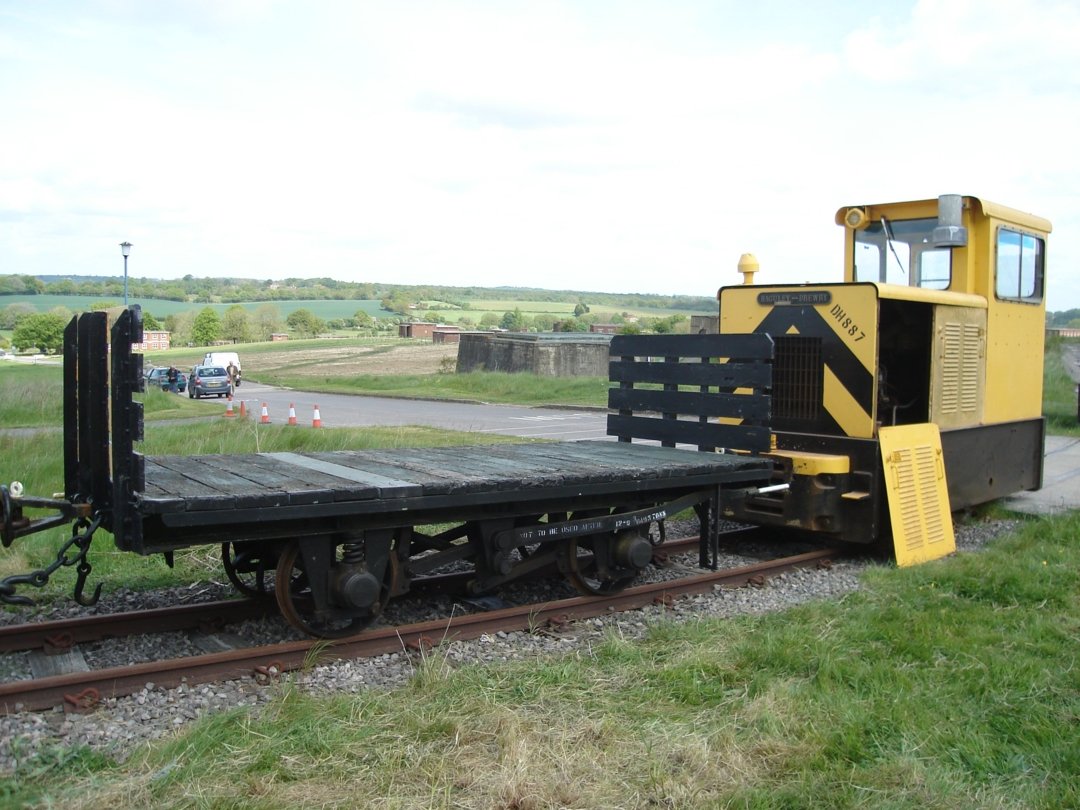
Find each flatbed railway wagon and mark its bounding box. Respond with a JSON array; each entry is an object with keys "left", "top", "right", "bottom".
[
  {"left": 718, "top": 194, "right": 1051, "bottom": 559},
  {"left": 2, "top": 309, "right": 778, "bottom": 637}
]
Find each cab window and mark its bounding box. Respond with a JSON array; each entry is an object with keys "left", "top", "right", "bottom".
[
  {"left": 853, "top": 217, "right": 952, "bottom": 289},
  {"left": 996, "top": 228, "right": 1043, "bottom": 302}
]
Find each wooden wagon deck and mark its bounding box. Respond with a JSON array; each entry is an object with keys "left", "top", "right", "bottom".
[{"left": 136, "top": 441, "right": 770, "bottom": 546}]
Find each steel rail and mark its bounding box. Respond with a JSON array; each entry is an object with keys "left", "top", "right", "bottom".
[
  {"left": 0, "top": 547, "right": 839, "bottom": 715},
  {"left": 0, "top": 599, "right": 276, "bottom": 654}
]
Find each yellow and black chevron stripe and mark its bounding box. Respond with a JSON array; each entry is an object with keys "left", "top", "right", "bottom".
[{"left": 720, "top": 284, "right": 879, "bottom": 439}]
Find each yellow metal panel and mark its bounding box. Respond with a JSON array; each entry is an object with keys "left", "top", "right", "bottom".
[
  {"left": 982, "top": 301, "right": 1045, "bottom": 422},
  {"left": 931, "top": 307, "right": 986, "bottom": 428},
  {"left": 975, "top": 199, "right": 1053, "bottom": 234},
  {"left": 874, "top": 284, "right": 987, "bottom": 309},
  {"left": 765, "top": 450, "right": 850, "bottom": 475},
  {"left": 880, "top": 424, "right": 956, "bottom": 567}
]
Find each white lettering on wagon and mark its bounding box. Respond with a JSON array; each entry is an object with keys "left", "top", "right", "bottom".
[{"left": 513, "top": 508, "right": 668, "bottom": 543}]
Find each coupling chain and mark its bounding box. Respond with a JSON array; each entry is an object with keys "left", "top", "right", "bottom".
[{"left": 0, "top": 513, "right": 103, "bottom": 606}]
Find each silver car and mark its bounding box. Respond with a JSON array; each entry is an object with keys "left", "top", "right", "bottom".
[{"left": 188, "top": 365, "right": 233, "bottom": 399}]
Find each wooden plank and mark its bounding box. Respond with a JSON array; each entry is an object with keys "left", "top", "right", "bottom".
[
  {"left": 558, "top": 441, "right": 712, "bottom": 477},
  {"left": 608, "top": 360, "right": 771, "bottom": 388},
  {"left": 332, "top": 449, "right": 498, "bottom": 494},
  {"left": 607, "top": 415, "right": 771, "bottom": 451},
  {"left": 29, "top": 649, "right": 89, "bottom": 679},
  {"left": 140, "top": 458, "right": 235, "bottom": 512},
  {"left": 428, "top": 444, "right": 602, "bottom": 481},
  {"left": 231, "top": 453, "right": 377, "bottom": 502},
  {"left": 610, "top": 333, "right": 773, "bottom": 359},
  {"left": 151, "top": 456, "right": 289, "bottom": 510},
  {"left": 193, "top": 455, "right": 335, "bottom": 506},
  {"left": 263, "top": 452, "right": 424, "bottom": 498},
  {"left": 608, "top": 388, "right": 770, "bottom": 421},
  {"left": 311, "top": 451, "right": 471, "bottom": 496},
  {"left": 447, "top": 446, "right": 583, "bottom": 490},
  {"left": 480, "top": 444, "right": 630, "bottom": 484},
  {"left": 381, "top": 447, "right": 530, "bottom": 491}
]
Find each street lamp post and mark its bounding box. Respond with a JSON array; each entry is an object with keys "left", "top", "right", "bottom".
[{"left": 119, "top": 242, "right": 133, "bottom": 307}]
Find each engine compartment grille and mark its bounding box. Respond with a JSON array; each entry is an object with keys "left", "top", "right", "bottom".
[{"left": 773, "top": 336, "right": 823, "bottom": 422}]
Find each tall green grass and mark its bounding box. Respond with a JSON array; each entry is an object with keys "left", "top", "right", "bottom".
[
  {"left": 0, "top": 364, "right": 62, "bottom": 428},
  {"left": 1044, "top": 337, "right": 1080, "bottom": 435},
  {"left": 0, "top": 364, "right": 213, "bottom": 428}
]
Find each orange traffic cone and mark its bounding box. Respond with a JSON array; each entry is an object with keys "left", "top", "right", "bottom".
[
  {"left": 312, "top": 404, "right": 322, "bottom": 428},
  {"left": 260, "top": 402, "right": 271, "bottom": 424},
  {"left": 287, "top": 403, "right": 297, "bottom": 426},
  {"left": 239, "top": 400, "right": 247, "bottom": 418},
  {"left": 223, "top": 396, "right": 236, "bottom": 417}
]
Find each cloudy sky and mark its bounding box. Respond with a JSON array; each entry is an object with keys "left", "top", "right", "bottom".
[{"left": 2, "top": 0, "right": 1078, "bottom": 310}]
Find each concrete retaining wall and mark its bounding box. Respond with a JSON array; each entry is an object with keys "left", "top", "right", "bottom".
[{"left": 457, "top": 333, "right": 612, "bottom": 376}]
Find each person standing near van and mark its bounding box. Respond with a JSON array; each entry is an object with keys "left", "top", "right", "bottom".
[
  {"left": 226, "top": 361, "right": 239, "bottom": 388},
  {"left": 167, "top": 365, "right": 179, "bottom": 393}
]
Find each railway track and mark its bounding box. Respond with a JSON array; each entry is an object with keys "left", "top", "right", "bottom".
[{"left": 0, "top": 544, "right": 841, "bottom": 715}]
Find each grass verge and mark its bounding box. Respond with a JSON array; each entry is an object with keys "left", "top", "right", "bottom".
[
  {"left": 266, "top": 369, "right": 610, "bottom": 407},
  {"left": 1044, "top": 337, "right": 1080, "bottom": 436},
  {"left": 8, "top": 511, "right": 1077, "bottom": 808}
]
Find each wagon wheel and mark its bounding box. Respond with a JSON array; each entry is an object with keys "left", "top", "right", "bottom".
[
  {"left": 221, "top": 542, "right": 275, "bottom": 598},
  {"left": 560, "top": 531, "right": 645, "bottom": 596},
  {"left": 274, "top": 541, "right": 389, "bottom": 638}
]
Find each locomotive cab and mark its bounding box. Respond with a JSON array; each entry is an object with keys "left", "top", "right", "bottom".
[{"left": 718, "top": 195, "right": 1051, "bottom": 561}]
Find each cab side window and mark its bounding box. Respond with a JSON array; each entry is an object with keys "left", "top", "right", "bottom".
[{"left": 996, "top": 228, "right": 1044, "bottom": 302}]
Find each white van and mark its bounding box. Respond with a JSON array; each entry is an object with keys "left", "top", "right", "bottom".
[{"left": 202, "top": 351, "right": 240, "bottom": 372}]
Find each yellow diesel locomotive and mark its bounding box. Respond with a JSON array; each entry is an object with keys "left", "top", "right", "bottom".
[{"left": 718, "top": 194, "right": 1051, "bottom": 563}]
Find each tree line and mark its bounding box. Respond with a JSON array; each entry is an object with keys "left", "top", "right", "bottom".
[
  {"left": 0, "top": 273, "right": 717, "bottom": 312},
  {"left": 0, "top": 300, "right": 304, "bottom": 354}
]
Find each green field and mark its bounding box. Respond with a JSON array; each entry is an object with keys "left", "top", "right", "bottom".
[
  {"left": 0, "top": 294, "right": 388, "bottom": 320},
  {"left": 0, "top": 293, "right": 713, "bottom": 323},
  {"left": 450, "top": 299, "right": 708, "bottom": 319}
]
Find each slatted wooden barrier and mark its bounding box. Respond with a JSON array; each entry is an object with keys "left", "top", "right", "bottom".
[{"left": 607, "top": 333, "right": 773, "bottom": 453}]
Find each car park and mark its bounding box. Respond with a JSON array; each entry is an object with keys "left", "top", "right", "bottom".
[
  {"left": 188, "top": 365, "right": 233, "bottom": 398},
  {"left": 145, "top": 366, "right": 187, "bottom": 393}
]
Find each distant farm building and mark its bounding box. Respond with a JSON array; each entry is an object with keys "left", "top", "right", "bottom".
[
  {"left": 399, "top": 322, "right": 436, "bottom": 339},
  {"left": 271, "top": 333, "right": 289, "bottom": 342},
  {"left": 456, "top": 332, "right": 612, "bottom": 377},
  {"left": 134, "top": 330, "right": 170, "bottom": 352},
  {"left": 589, "top": 323, "right": 619, "bottom": 335},
  {"left": 432, "top": 326, "right": 462, "bottom": 344}
]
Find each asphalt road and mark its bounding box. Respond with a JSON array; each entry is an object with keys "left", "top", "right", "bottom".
[{"left": 187, "top": 380, "right": 614, "bottom": 441}]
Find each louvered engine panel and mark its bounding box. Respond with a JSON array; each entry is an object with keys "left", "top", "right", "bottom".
[
  {"left": 932, "top": 309, "right": 985, "bottom": 428},
  {"left": 880, "top": 424, "right": 956, "bottom": 566}
]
